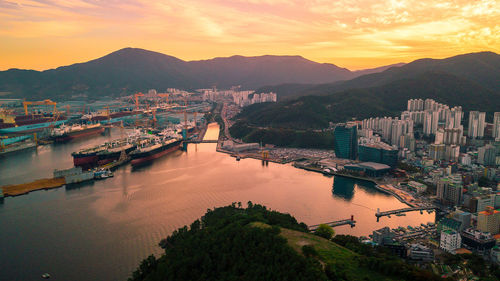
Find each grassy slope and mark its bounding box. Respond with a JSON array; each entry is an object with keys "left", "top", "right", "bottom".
[{"left": 251, "top": 222, "right": 395, "bottom": 280}]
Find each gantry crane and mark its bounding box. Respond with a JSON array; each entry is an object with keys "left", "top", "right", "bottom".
[{"left": 23, "top": 99, "right": 57, "bottom": 115}]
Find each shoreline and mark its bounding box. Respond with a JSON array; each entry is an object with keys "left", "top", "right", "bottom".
[{"left": 291, "top": 162, "right": 417, "bottom": 208}]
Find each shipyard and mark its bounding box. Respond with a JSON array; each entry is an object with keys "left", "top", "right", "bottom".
[{"left": 0, "top": 89, "right": 213, "bottom": 195}]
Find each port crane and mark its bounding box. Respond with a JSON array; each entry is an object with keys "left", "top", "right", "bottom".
[
  {"left": 134, "top": 93, "right": 144, "bottom": 110},
  {"left": 23, "top": 99, "right": 57, "bottom": 115}
]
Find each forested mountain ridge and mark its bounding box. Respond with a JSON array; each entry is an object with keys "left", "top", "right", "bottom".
[
  {"left": 0, "top": 48, "right": 363, "bottom": 100},
  {"left": 236, "top": 71, "right": 500, "bottom": 130},
  {"left": 253, "top": 51, "right": 500, "bottom": 101}
]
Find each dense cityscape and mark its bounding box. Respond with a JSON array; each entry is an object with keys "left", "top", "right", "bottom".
[{"left": 1, "top": 0, "right": 499, "bottom": 279}]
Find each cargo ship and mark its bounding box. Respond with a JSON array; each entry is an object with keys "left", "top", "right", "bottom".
[
  {"left": 0, "top": 112, "right": 67, "bottom": 134},
  {"left": 96, "top": 139, "right": 137, "bottom": 165},
  {"left": 72, "top": 135, "right": 140, "bottom": 167},
  {"left": 0, "top": 139, "right": 36, "bottom": 155},
  {"left": 130, "top": 137, "right": 182, "bottom": 166},
  {"left": 72, "top": 144, "right": 108, "bottom": 167},
  {"left": 83, "top": 110, "right": 143, "bottom": 125},
  {"left": 50, "top": 123, "right": 104, "bottom": 142}
]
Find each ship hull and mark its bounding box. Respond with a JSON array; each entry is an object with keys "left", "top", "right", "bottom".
[
  {"left": 97, "top": 146, "right": 136, "bottom": 166},
  {"left": 0, "top": 120, "right": 66, "bottom": 134},
  {"left": 53, "top": 126, "right": 104, "bottom": 143},
  {"left": 131, "top": 142, "right": 181, "bottom": 166},
  {"left": 73, "top": 155, "right": 99, "bottom": 167}
]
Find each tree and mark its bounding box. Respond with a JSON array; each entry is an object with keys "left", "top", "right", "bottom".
[
  {"left": 314, "top": 224, "right": 335, "bottom": 240},
  {"left": 302, "top": 245, "right": 318, "bottom": 258}
]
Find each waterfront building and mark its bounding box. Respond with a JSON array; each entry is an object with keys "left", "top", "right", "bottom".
[
  {"left": 477, "top": 206, "right": 500, "bottom": 235},
  {"left": 372, "top": 227, "right": 395, "bottom": 245},
  {"left": 440, "top": 230, "right": 461, "bottom": 253},
  {"left": 468, "top": 111, "right": 486, "bottom": 139},
  {"left": 407, "top": 181, "right": 427, "bottom": 194},
  {"left": 334, "top": 124, "right": 358, "bottom": 160},
  {"left": 358, "top": 141, "right": 398, "bottom": 168},
  {"left": 343, "top": 162, "right": 391, "bottom": 177}
]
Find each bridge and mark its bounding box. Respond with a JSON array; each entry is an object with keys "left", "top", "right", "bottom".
[
  {"left": 183, "top": 140, "right": 218, "bottom": 143},
  {"left": 308, "top": 216, "right": 356, "bottom": 231},
  {"left": 375, "top": 206, "right": 437, "bottom": 220}
]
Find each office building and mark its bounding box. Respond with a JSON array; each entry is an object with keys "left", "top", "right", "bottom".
[{"left": 334, "top": 123, "right": 358, "bottom": 160}]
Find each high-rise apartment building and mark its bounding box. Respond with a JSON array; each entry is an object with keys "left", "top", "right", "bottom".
[
  {"left": 478, "top": 145, "right": 497, "bottom": 166},
  {"left": 493, "top": 112, "right": 500, "bottom": 141},
  {"left": 468, "top": 111, "right": 486, "bottom": 139}
]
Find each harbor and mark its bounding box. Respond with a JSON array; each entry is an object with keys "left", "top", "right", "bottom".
[{"left": 0, "top": 122, "right": 435, "bottom": 281}]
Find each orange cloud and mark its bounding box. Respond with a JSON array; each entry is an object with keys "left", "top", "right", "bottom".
[{"left": 0, "top": 0, "right": 498, "bottom": 70}]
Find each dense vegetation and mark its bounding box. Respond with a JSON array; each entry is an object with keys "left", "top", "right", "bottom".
[
  {"left": 234, "top": 71, "right": 500, "bottom": 131},
  {"left": 129, "top": 203, "right": 442, "bottom": 281},
  {"left": 229, "top": 120, "right": 334, "bottom": 148}
]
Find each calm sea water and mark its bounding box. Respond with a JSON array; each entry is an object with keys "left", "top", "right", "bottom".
[{"left": 0, "top": 123, "right": 434, "bottom": 281}]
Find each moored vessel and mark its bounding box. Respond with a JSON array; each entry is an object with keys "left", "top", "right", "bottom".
[
  {"left": 130, "top": 137, "right": 182, "bottom": 166},
  {"left": 51, "top": 123, "right": 104, "bottom": 142}
]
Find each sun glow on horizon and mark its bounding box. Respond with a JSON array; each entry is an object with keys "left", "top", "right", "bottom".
[{"left": 0, "top": 0, "right": 498, "bottom": 71}]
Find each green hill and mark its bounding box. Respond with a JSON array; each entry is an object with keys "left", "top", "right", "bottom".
[
  {"left": 235, "top": 72, "right": 500, "bottom": 131},
  {"left": 128, "top": 203, "right": 441, "bottom": 281}
]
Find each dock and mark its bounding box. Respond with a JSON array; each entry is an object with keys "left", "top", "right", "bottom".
[
  {"left": 376, "top": 206, "right": 437, "bottom": 219},
  {"left": 308, "top": 216, "right": 356, "bottom": 231},
  {"left": 1, "top": 177, "right": 66, "bottom": 197}
]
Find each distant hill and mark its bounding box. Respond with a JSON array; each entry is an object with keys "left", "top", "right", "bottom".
[
  {"left": 0, "top": 48, "right": 369, "bottom": 100},
  {"left": 236, "top": 71, "right": 500, "bottom": 130},
  {"left": 254, "top": 51, "right": 500, "bottom": 100}
]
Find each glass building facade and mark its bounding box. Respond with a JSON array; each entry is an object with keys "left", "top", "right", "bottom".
[
  {"left": 358, "top": 145, "right": 398, "bottom": 168},
  {"left": 333, "top": 125, "right": 358, "bottom": 160}
]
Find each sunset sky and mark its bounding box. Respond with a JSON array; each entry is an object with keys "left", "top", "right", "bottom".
[{"left": 0, "top": 0, "right": 498, "bottom": 71}]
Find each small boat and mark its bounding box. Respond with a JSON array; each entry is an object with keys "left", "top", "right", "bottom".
[
  {"left": 41, "top": 273, "right": 51, "bottom": 279},
  {"left": 395, "top": 213, "right": 406, "bottom": 217},
  {"left": 236, "top": 155, "right": 241, "bottom": 161},
  {"left": 94, "top": 169, "right": 114, "bottom": 179}
]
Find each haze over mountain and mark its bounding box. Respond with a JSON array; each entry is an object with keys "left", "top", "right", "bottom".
[
  {"left": 235, "top": 51, "right": 500, "bottom": 132},
  {"left": 257, "top": 51, "right": 500, "bottom": 100},
  {"left": 0, "top": 47, "right": 374, "bottom": 100}
]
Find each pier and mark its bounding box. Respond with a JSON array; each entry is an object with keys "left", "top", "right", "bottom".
[
  {"left": 183, "top": 140, "right": 218, "bottom": 143},
  {"left": 308, "top": 216, "right": 356, "bottom": 231},
  {"left": 376, "top": 206, "right": 437, "bottom": 220}
]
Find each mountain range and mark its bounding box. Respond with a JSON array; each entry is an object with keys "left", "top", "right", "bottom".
[
  {"left": 0, "top": 48, "right": 398, "bottom": 100},
  {"left": 236, "top": 51, "right": 500, "bottom": 130}
]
